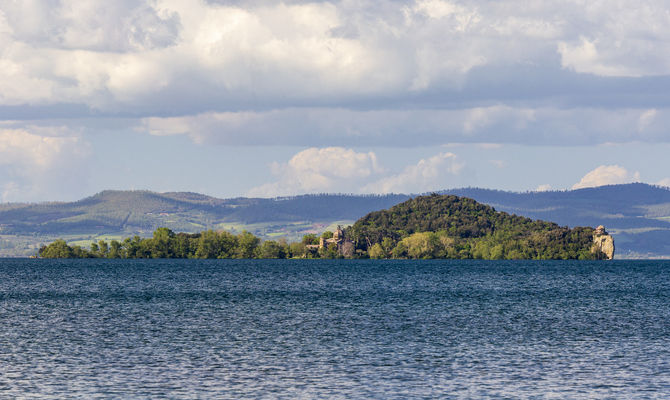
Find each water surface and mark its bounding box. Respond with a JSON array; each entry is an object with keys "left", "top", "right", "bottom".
[{"left": 0, "top": 259, "right": 668, "bottom": 398}]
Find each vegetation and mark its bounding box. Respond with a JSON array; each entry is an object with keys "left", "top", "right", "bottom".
[
  {"left": 8, "top": 183, "right": 670, "bottom": 257},
  {"left": 39, "top": 228, "right": 291, "bottom": 259},
  {"left": 347, "top": 194, "right": 603, "bottom": 260},
  {"left": 39, "top": 194, "right": 607, "bottom": 260}
]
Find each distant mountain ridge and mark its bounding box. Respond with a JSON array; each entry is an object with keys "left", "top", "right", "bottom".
[{"left": 2, "top": 183, "right": 670, "bottom": 257}]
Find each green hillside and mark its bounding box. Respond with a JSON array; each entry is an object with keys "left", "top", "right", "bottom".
[
  {"left": 0, "top": 190, "right": 408, "bottom": 256},
  {"left": 3, "top": 183, "right": 670, "bottom": 257},
  {"left": 347, "top": 194, "right": 601, "bottom": 260}
]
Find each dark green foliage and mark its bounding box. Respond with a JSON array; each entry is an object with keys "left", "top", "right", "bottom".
[
  {"left": 348, "top": 194, "right": 599, "bottom": 260},
  {"left": 39, "top": 239, "right": 74, "bottom": 258},
  {"left": 39, "top": 194, "right": 602, "bottom": 260},
  {"left": 302, "top": 234, "right": 319, "bottom": 245},
  {"left": 40, "top": 228, "right": 266, "bottom": 259},
  {"left": 258, "top": 240, "right": 288, "bottom": 259}
]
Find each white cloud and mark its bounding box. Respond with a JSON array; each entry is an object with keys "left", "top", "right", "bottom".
[
  {"left": 364, "top": 152, "right": 464, "bottom": 194},
  {"left": 0, "top": 128, "right": 84, "bottom": 168},
  {"left": 557, "top": 37, "right": 633, "bottom": 77},
  {"left": 0, "top": 0, "right": 180, "bottom": 51},
  {"left": 1, "top": 181, "right": 19, "bottom": 203},
  {"left": 0, "top": 128, "right": 90, "bottom": 201},
  {"left": 248, "top": 148, "right": 466, "bottom": 197},
  {"left": 572, "top": 165, "right": 641, "bottom": 190},
  {"left": 556, "top": 3, "right": 670, "bottom": 77},
  {"left": 247, "top": 147, "right": 382, "bottom": 197},
  {"left": 1, "top": 0, "right": 669, "bottom": 111},
  {"left": 657, "top": 178, "right": 670, "bottom": 188},
  {"left": 638, "top": 109, "right": 657, "bottom": 133}
]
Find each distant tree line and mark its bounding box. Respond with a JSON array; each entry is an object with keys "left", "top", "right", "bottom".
[
  {"left": 38, "top": 228, "right": 347, "bottom": 259},
  {"left": 39, "top": 194, "right": 607, "bottom": 260}
]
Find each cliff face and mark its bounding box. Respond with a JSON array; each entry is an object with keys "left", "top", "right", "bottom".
[{"left": 592, "top": 225, "right": 615, "bottom": 260}]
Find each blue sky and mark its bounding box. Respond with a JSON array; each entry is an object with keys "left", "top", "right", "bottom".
[{"left": 1, "top": 0, "right": 670, "bottom": 202}]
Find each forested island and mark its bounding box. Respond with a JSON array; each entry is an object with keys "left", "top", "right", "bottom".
[{"left": 39, "top": 194, "right": 613, "bottom": 260}]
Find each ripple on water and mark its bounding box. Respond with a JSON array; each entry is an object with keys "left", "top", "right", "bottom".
[{"left": 0, "top": 259, "right": 668, "bottom": 398}]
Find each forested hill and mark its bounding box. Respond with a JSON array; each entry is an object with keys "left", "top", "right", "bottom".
[
  {"left": 347, "top": 194, "right": 600, "bottom": 260},
  {"left": 3, "top": 183, "right": 670, "bottom": 257}
]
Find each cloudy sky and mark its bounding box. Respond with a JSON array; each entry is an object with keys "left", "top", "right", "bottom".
[{"left": 1, "top": 0, "right": 670, "bottom": 202}]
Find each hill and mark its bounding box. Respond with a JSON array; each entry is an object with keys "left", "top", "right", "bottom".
[
  {"left": 2, "top": 183, "right": 670, "bottom": 257},
  {"left": 442, "top": 183, "right": 670, "bottom": 257},
  {"left": 0, "top": 191, "right": 409, "bottom": 256},
  {"left": 347, "top": 194, "right": 604, "bottom": 260}
]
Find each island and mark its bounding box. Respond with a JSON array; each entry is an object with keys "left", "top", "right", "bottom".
[{"left": 38, "top": 194, "right": 613, "bottom": 260}]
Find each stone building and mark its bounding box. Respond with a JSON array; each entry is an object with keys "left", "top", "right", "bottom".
[
  {"left": 592, "top": 225, "right": 615, "bottom": 260},
  {"left": 319, "top": 225, "right": 354, "bottom": 257},
  {"left": 319, "top": 225, "right": 344, "bottom": 249}
]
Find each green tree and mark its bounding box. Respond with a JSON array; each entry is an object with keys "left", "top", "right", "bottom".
[
  {"left": 319, "top": 243, "right": 339, "bottom": 259},
  {"left": 151, "top": 227, "right": 175, "bottom": 258},
  {"left": 289, "top": 242, "right": 307, "bottom": 258},
  {"left": 368, "top": 243, "right": 385, "bottom": 259},
  {"left": 302, "top": 234, "right": 319, "bottom": 245},
  {"left": 259, "top": 240, "right": 286, "bottom": 259},
  {"left": 109, "top": 240, "right": 122, "bottom": 258},
  {"left": 98, "top": 240, "right": 109, "bottom": 258},
  {"left": 236, "top": 231, "right": 260, "bottom": 258},
  {"left": 195, "top": 230, "right": 222, "bottom": 259},
  {"left": 39, "top": 239, "right": 74, "bottom": 258}
]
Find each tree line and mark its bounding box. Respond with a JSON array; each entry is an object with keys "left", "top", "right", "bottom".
[
  {"left": 39, "top": 194, "right": 606, "bottom": 260},
  {"left": 38, "top": 228, "right": 345, "bottom": 259}
]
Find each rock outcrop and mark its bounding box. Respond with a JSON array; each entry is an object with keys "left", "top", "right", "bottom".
[{"left": 592, "top": 225, "right": 615, "bottom": 260}]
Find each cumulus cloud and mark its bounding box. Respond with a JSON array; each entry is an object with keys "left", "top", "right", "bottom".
[
  {"left": 3, "top": 0, "right": 670, "bottom": 201},
  {"left": 556, "top": 2, "right": 670, "bottom": 77},
  {"left": 572, "top": 165, "right": 641, "bottom": 190},
  {"left": 0, "top": 128, "right": 90, "bottom": 202},
  {"left": 248, "top": 147, "right": 466, "bottom": 197},
  {"left": 247, "top": 147, "right": 382, "bottom": 197},
  {"left": 0, "top": 0, "right": 180, "bottom": 51},
  {"left": 1, "top": 0, "right": 669, "bottom": 114},
  {"left": 363, "top": 152, "right": 464, "bottom": 194}
]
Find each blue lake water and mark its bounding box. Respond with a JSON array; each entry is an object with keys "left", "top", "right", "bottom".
[{"left": 0, "top": 259, "right": 668, "bottom": 398}]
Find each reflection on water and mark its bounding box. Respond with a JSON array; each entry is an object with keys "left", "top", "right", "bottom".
[{"left": 0, "top": 259, "right": 668, "bottom": 398}]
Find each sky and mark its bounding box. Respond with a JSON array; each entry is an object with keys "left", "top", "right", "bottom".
[{"left": 1, "top": 0, "right": 670, "bottom": 202}]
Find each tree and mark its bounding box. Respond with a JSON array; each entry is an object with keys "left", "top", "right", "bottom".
[
  {"left": 289, "top": 242, "right": 306, "bottom": 258},
  {"left": 236, "top": 231, "right": 260, "bottom": 258},
  {"left": 302, "top": 234, "right": 319, "bottom": 245},
  {"left": 109, "top": 240, "right": 122, "bottom": 258},
  {"left": 195, "top": 230, "right": 221, "bottom": 259},
  {"left": 319, "top": 243, "right": 339, "bottom": 259},
  {"left": 89, "top": 241, "right": 99, "bottom": 257},
  {"left": 98, "top": 240, "right": 109, "bottom": 258},
  {"left": 39, "top": 239, "right": 73, "bottom": 258},
  {"left": 368, "top": 243, "right": 384, "bottom": 259},
  {"left": 259, "top": 240, "right": 286, "bottom": 259},
  {"left": 152, "top": 227, "right": 175, "bottom": 258}
]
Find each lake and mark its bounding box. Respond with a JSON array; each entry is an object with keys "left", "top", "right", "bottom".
[{"left": 0, "top": 259, "right": 668, "bottom": 398}]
